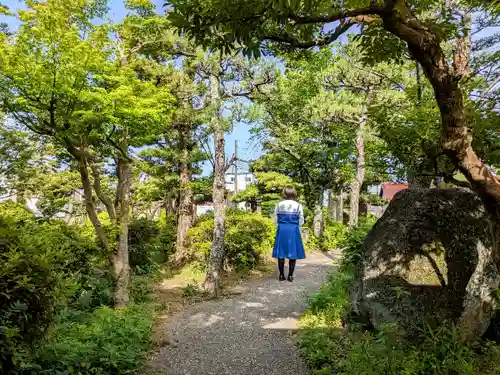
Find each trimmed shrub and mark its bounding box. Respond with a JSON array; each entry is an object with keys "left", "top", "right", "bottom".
[{"left": 187, "top": 210, "right": 275, "bottom": 271}]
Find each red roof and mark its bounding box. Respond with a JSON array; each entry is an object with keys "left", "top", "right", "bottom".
[{"left": 381, "top": 182, "right": 408, "bottom": 201}]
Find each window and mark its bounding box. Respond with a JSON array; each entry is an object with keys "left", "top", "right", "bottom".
[
  {"left": 230, "top": 177, "right": 235, "bottom": 182},
  {"left": 245, "top": 176, "right": 252, "bottom": 182}
]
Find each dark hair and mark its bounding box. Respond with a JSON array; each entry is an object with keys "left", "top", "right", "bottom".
[{"left": 283, "top": 185, "right": 297, "bottom": 200}]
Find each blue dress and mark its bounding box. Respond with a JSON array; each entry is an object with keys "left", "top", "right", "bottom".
[{"left": 272, "top": 202, "right": 306, "bottom": 260}]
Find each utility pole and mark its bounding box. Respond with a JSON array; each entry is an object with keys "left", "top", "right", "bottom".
[{"left": 234, "top": 140, "right": 238, "bottom": 194}]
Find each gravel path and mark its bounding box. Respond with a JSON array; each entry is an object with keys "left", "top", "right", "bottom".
[{"left": 147, "top": 251, "right": 337, "bottom": 375}]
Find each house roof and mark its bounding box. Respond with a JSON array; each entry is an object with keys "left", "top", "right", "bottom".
[{"left": 381, "top": 182, "right": 408, "bottom": 200}]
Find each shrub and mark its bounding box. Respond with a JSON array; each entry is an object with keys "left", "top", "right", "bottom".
[
  {"left": 0, "top": 203, "right": 98, "bottom": 373},
  {"left": 187, "top": 210, "right": 275, "bottom": 271},
  {"left": 303, "top": 214, "right": 347, "bottom": 252},
  {"left": 128, "top": 217, "right": 176, "bottom": 274},
  {"left": 82, "top": 213, "right": 176, "bottom": 275},
  {"left": 338, "top": 214, "right": 377, "bottom": 273},
  {"left": 31, "top": 304, "right": 155, "bottom": 375}
]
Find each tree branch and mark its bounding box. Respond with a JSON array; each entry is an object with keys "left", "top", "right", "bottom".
[
  {"left": 287, "top": 6, "right": 384, "bottom": 24},
  {"left": 265, "top": 20, "right": 354, "bottom": 48},
  {"left": 89, "top": 161, "right": 116, "bottom": 220}
]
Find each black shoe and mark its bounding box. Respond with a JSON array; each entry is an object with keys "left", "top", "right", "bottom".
[
  {"left": 287, "top": 276, "right": 294, "bottom": 282},
  {"left": 279, "top": 275, "right": 286, "bottom": 281}
]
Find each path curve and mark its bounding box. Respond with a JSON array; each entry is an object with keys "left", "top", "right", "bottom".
[{"left": 147, "top": 252, "right": 337, "bottom": 375}]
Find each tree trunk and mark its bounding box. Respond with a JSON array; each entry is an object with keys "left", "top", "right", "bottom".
[
  {"left": 77, "top": 157, "right": 110, "bottom": 251},
  {"left": 113, "top": 156, "right": 131, "bottom": 307},
  {"left": 174, "top": 136, "right": 194, "bottom": 266},
  {"left": 328, "top": 190, "right": 337, "bottom": 220},
  {"left": 313, "top": 193, "right": 324, "bottom": 238},
  {"left": 204, "top": 73, "right": 226, "bottom": 298},
  {"left": 164, "top": 196, "right": 176, "bottom": 217},
  {"left": 337, "top": 188, "right": 344, "bottom": 223},
  {"left": 349, "top": 95, "right": 370, "bottom": 228}
]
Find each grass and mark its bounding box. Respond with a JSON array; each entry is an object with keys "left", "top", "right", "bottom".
[{"left": 297, "top": 269, "right": 500, "bottom": 375}]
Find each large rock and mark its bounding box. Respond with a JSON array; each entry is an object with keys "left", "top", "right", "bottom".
[{"left": 350, "top": 188, "right": 499, "bottom": 340}]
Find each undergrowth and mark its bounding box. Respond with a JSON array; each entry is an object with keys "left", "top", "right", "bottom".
[
  {"left": 298, "top": 215, "right": 500, "bottom": 375},
  {"left": 30, "top": 304, "right": 156, "bottom": 375}
]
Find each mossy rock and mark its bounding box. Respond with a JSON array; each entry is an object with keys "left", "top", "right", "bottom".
[{"left": 350, "top": 188, "right": 493, "bottom": 337}]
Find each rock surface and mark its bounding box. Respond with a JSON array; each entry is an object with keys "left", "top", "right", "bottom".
[{"left": 350, "top": 188, "right": 498, "bottom": 339}]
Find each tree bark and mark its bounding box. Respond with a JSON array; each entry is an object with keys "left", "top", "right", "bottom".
[
  {"left": 113, "top": 156, "right": 131, "bottom": 307},
  {"left": 313, "top": 201, "right": 324, "bottom": 238},
  {"left": 337, "top": 188, "right": 344, "bottom": 223},
  {"left": 328, "top": 190, "right": 337, "bottom": 221},
  {"left": 173, "top": 130, "right": 194, "bottom": 266},
  {"left": 381, "top": 1, "right": 500, "bottom": 203},
  {"left": 77, "top": 156, "right": 110, "bottom": 251},
  {"left": 90, "top": 162, "right": 116, "bottom": 219},
  {"left": 204, "top": 73, "right": 226, "bottom": 298},
  {"left": 349, "top": 94, "right": 370, "bottom": 228}
]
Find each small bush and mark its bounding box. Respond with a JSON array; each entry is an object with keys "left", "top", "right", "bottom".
[
  {"left": 129, "top": 217, "right": 175, "bottom": 274},
  {"left": 82, "top": 214, "right": 176, "bottom": 275},
  {"left": 304, "top": 215, "right": 347, "bottom": 252},
  {"left": 338, "top": 214, "right": 377, "bottom": 272},
  {"left": 130, "top": 276, "right": 154, "bottom": 304},
  {"left": 187, "top": 210, "right": 275, "bottom": 271},
  {"left": 31, "top": 304, "right": 155, "bottom": 375}
]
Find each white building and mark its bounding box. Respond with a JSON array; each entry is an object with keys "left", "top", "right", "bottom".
[{"left": 224, "top": 165, "right": 256, "bottom": 193}]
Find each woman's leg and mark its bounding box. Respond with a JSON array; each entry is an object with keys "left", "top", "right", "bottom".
[
  {"left": 278, "top": 258, "right": 286, "bottom": 280},
  {"left": 288, "top": 259, "right": 296, "bottom": 281}
]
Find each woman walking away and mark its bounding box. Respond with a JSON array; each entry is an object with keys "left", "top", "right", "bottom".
[{"left": 272, "top": 186, "right": 305, "bottom": 282}]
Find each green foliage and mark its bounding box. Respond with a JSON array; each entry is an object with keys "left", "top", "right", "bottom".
[
  {"left": 0, "top": 203, "right": 98, "bottom": 373},
  {"left": 128, "top": 217, "right": 176, "bottom": 275},
  {"left": 232, "top": 171, "right": 297, "bottom": 214},
  {"left": 321, "top": 219, "right": 348, "bottom": 251},
  {"left": 31, "top": 304, "right": 155, "bottom": 375},
  {"left": 304, "top": 214, "right": 347, "bottom": 252},
  {"left": 130, "top": 276, "right": 155, "bottom": 304},
  {"left": 187, "top": 210, "right": 275, "bottom": 271},
  {"left": 0, "top": 202, "right": 163, "bottom": 374},
  {"left": 338, "top": 214, "right": 377, "bottom": 273},
  {"left": 361, "top": 192, "right": 389, "bottom": 206},
  {"left": 299, "top": 270, "right": 500, "bottom": 375}
]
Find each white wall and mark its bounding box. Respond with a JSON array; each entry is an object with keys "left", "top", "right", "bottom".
[{"left": 225, "top": 172, "right": 256, "bottom": 193}]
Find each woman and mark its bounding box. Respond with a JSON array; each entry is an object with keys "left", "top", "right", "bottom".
[{"left": 272, "top": 185, "right": 305, "bottom": 281}]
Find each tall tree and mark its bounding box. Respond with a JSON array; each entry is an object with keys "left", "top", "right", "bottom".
[{"left": 198, "top": 55, "right": 275, "bottom": 297}]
